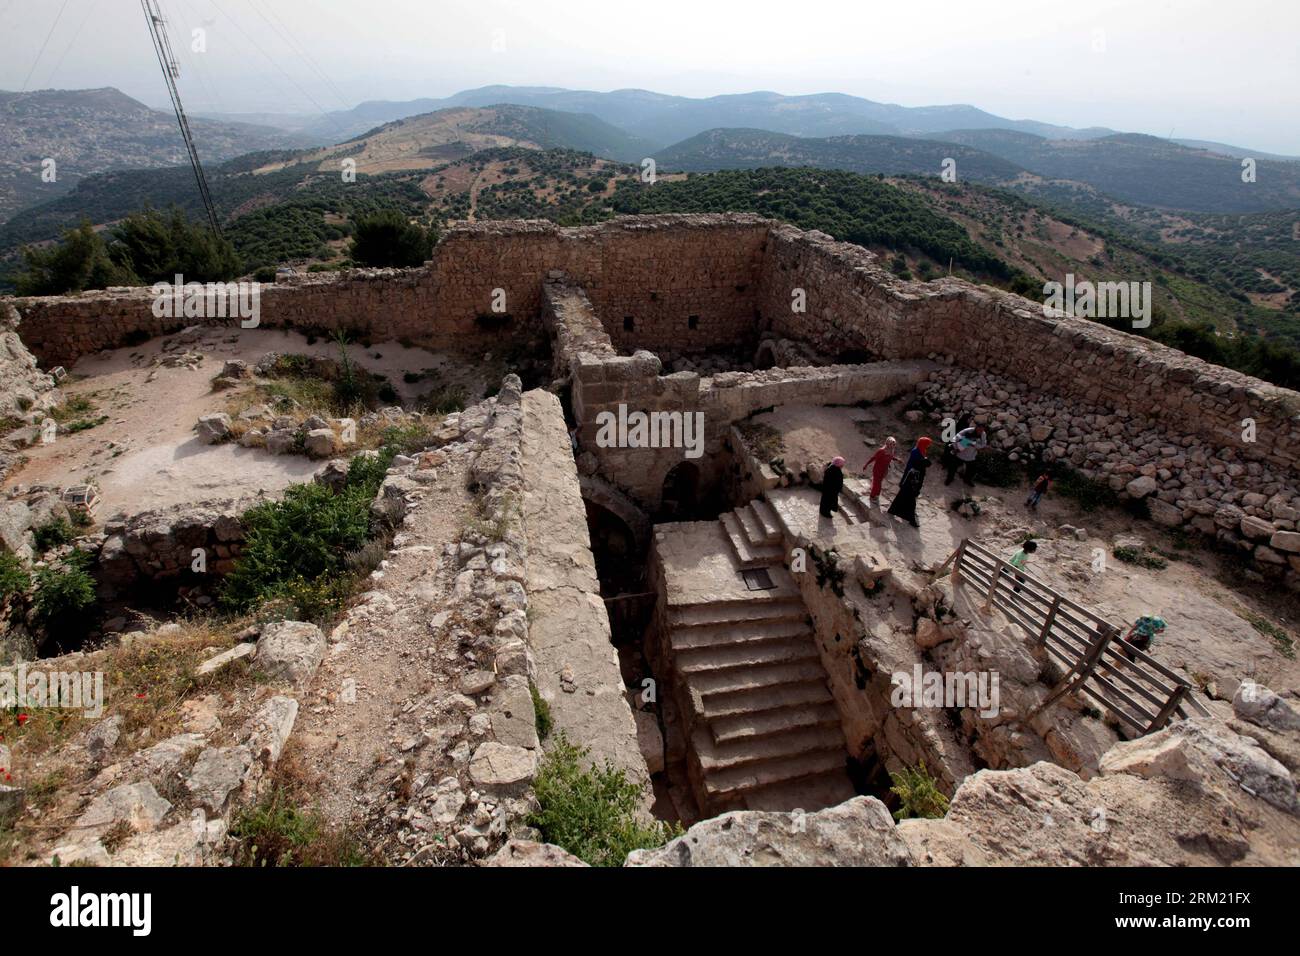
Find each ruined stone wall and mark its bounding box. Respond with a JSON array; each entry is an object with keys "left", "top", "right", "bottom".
[
  {"left": 12, "top": 214, "right": 771, "bottom": 371},
  {"left": 756, "top": 223, "right": 1300, "bottom": 476}
]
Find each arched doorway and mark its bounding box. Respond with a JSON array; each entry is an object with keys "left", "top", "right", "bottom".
[{"left": 659, "top": 461, "right": 700, "bottom": 521}]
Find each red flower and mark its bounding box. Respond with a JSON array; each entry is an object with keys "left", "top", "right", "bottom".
[{"left": 16, "top": 714, "right": 28, "bottom": 726}]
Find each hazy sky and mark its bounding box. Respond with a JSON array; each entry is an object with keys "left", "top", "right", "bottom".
[{"left": 3, "top": 0, "right": 1298, "bottom": 152}]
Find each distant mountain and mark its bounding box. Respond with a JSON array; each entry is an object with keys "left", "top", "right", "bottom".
[
  {"left": 255, "top": 85, "right": 1120, "bottom": 150},
  {"left": 0, "top": 105, "right": 656, "bottom": 255},
  {"left": 0, "top": 87, "right": 311, "bottom": 224},
  {"left": 925, "top": 130, "right": 1300, "bottom": 213},
  {"left": 437, "top": 86, "right": 1115, "bottom": 147},
  {"left": 655, "top": 128, "right": 1026, "bottom": 182}
]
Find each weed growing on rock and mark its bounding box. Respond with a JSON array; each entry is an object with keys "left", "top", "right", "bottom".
[
  {"left": 889, "top": 762, "right": 950, "bottom": 820},
  {"left": 531, "top": 681, "right": 553, "bottom": 739},
  {"left": 528, "top": 732, "right": 677, "bottom": 866},
  {"left": 1113, "top": 545, "right": 1169, "bottom": 570}
]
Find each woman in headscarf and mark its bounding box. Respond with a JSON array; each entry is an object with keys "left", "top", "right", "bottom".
[
  {"left": 899, "top": 436, "right": 932, "bottom": 485},
  {"left": 888, "top": 438, "right": 932, "bottom": 527},
  {"left": 820, "top": 455, "right": 846, "bottom": 518},
  {"left": 862, "top": 436, "right": 899, "bottom": 503}
]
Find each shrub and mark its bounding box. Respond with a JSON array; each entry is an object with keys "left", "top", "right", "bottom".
[
  {"left": 1113, "top": 546, "right": 1167, "bottom": 570},
  {"left": 975, "top": 451, "right": 1025, "bottom": 488},
  {"left": 230, "top": 783, "right": 368, "bottom": 866},
  {"left": 221, "top": 444, "right": 399, "bottom": 621},
  {"left": 1054, "top": 467, "right": 1120, "bottom": 512},
  {"left": 889, "top": 762, "right": 950, "bottom": 820},
  {"left": 0, "top": 553, "right": 31, "bottom": 603},
  {"left": 348, "top": 210, "right": 435, "bottom": 268},
  {"left": 531, "top": 682, "right": 553, "bottom": 739},
  {"left": 33, "top": 553, "right": 96, "bottom": 627},
  {"left": 528, "top": 733, "right": 676, "bottom": 866},
  {"left": 220, "top": 481, "right": 374, "bottom": 618}
]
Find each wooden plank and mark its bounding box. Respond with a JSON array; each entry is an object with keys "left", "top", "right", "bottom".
[
  {"left": 1038, "top": 595, "right": 1062, "bottom": 646},
  {"left": 1147, "top": 684, "right": 1189, "bottom": 732}
]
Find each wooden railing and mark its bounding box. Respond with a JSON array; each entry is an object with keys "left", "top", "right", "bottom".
[{"left": 935, "top": 538, "right": 1209, "bottom": 734}]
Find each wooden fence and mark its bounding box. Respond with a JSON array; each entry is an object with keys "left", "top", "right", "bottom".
[{"left": 936, "top": 538, "right": 1209, "bottom": 734}]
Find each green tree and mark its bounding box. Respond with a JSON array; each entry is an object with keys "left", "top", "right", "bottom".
[
  {"left": 348, "top": 210, "right": 435, "bottom": 268},
  {"left": 108, "top": 207, "right": 240, "bottom": 283},
  {"left": 15, "top": 220, "right": 135, "bottom": 295}
]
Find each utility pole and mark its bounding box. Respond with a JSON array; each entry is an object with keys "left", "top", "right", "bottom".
[{"left": 140, "top": 0, "right": 222, "bottom": 237}]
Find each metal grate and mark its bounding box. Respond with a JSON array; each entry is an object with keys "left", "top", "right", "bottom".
[{"left": 741, "top": 568, "right": 775, "bottom": 591}]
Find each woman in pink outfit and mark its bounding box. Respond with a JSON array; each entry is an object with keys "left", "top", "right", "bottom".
[{"left": 863, "top": 436, "right": 899, "bottom": 502}]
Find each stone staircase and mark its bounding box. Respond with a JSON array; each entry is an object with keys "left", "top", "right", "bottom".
[{"left": 664, "top": 567, "right": 855, "bottom": 813}]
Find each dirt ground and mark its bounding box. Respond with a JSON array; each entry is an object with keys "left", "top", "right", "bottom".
[
  {"left": 2, "top": 327, "right": 501, "bottom": 518},
  {"left": 754, "top": 400, "right": 1300, "bottom": 695}
]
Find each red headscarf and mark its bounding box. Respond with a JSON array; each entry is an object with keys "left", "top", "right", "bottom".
[{"left": 916, "top": 437, "right": 932, "bottom": 455}]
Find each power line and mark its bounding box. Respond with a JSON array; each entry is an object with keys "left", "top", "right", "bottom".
[
  {"left": 42, "top": 0, "right": 100, "bottom": 90},
  {"left": 245, "top": 0, "right": 351, "bottom": 112},
  {"left": 140, "top": 0, "right": 223, "bottom": 236},
  {"left": 205, "top": 0, "right": 346, "bottom": 134},
  {"left": 19, "top": 0, "right": 73, "bottom": 93}
]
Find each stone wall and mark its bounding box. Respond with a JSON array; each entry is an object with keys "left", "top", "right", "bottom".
[
  {"left": 755, "top": 223, "right": 1300, "bottom": 477},
  {"left": 95, "top": 502, "right": 247, "bottom": 596},
  {"left": 12, "top": 215, "right": 772, "bottom": 370}
]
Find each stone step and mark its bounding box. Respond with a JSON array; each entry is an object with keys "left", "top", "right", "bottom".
[
  {"left": 736, "top": 503, "right": 780, "bottom": 547},
  {"left": 677, "top": 634, "right": 819, "bottom": 674},
  {"left": 667, "top": 597, "right": 806, "bottom": 630},
  {"left": 751, "top": 498, "right": 784, "bottom": 541},
  {"left": 691, "top": 660, "right": 830, "bottom": 698},
  {"left": 695, "top": 724, "right": 846, "bottom": 774},
  {"left": 720, "top": 512, "right": 784, "bottom": 569},
  {"left": 840, "top": 486, "right": 873, "bottom": 525},
  {"left": 766, "top": 491, "right": 857, "bottom": 539},
  {"left": 669, "top": 616, "right": 811, "bottom": 651},
  {"left": 710, "top": 701, "right": 842, "bottom": 745},
  {"left": 702, "top": 678, "right": 835, "bottom": 719},
  {"left": 740, "top": 768, "right": 859, "bottom": 812},
  {"left": 702, "top": 746, "right": 850, "bottom": 801}
]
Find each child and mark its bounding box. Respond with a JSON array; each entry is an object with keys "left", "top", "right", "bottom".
[
  {"left": 1026, "top": 472, "right": 1050, "bottom": 510},
  {"left": 1008, "top": 540, "right": 1037, "bottom": 592},
  {"left": 862, "top": 437, "right": 899, "bottom": 503},
  {"left": 1121, "top": 615, "right": 1167, "bottom": 658}
]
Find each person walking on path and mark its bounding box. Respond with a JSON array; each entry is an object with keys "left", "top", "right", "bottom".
[
  {"left": 899, "top": 436, "right": 932, "bottom": 485},
  {"left": 887, "top": 446, "right": 931, "bottom": 527},
  {"left": 1008, "top": 539, "right": 1037, "bottom": 592},
  {"left": 1026, "top": 471, "right": 1050, "bottom": 510},
  {"left": 863, "top": 437, "right": 900, "bottom": 503},
  {"left": 944, "top": 424, "right": 987, "bottom": 486},
  {"left": 820, "top": 456, "right": 846, "bottom": 518}
]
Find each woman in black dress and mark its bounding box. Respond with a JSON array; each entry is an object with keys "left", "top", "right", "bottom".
[
  {"left": 887, "top": 454, "right": 929, "bottom": 527},
  {"left": 819, "top": 456, "right": 845, "bottom": 517}
]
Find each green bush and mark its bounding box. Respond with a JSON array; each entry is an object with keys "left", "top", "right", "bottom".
[
  {"left": 348, "top": 209, "right": 436, "bottom": 268},
  {"left": 975, "top": 451, "right": 1026, "bottom": 488},
  {"left": 889, "top": 762, "right": 950, "bottom": 821},
  {"left": 230, "top": 784, "right": 368, "bottom": 867},
  {"left": 1113, "top": 546, "right": 1168, "bottom": 570},
  {"left": 0, "top": 552, "right": 31, "bottom": 603},
  {"left": 1054, "top": 467, "right": 1120, "bottom": 512},
  {"left": 32, "top": 516, "right": 76, "bottom": 553},
  {"left": 33, "top": 553, "right": 96, "bottom": 627},
  {"left": 220, "top": 480, "right": 374, "bottom": 619},
  {"left": 528, "top": 733, "right": 677, "bottom": 866}
]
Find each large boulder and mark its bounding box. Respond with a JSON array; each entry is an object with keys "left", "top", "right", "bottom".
[
  {"left": 627, "top": 796, "right": 910, "bottom": 867},
  {"left": 195, "top": 413, "right": 232, "bottom": 445},
  {"left": 255, "top": 621, "right": 326, "bottom": 686}
]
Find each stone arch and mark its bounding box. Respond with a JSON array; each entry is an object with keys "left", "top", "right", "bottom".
[
  {"left": 659, "top": 461, "right": 700, "bottom": 520},
  {"left": 579, "top": 475, "right": 651, "bottom": 554}
]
